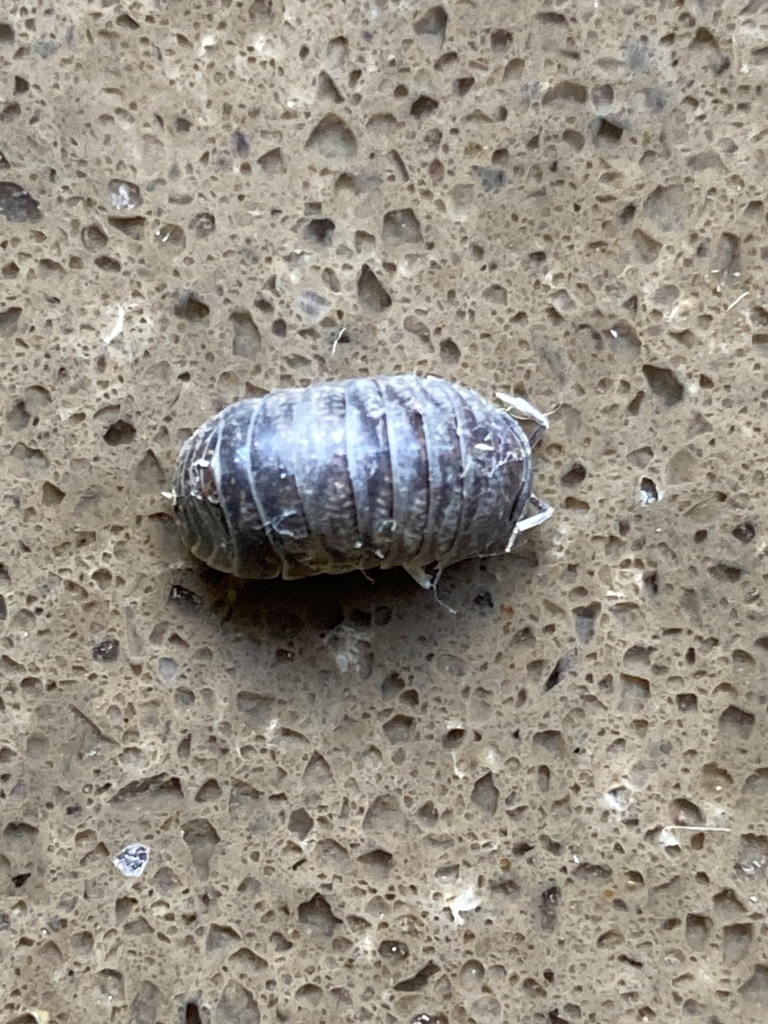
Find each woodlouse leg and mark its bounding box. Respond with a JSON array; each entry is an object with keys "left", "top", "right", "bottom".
[
  {"left": 404, "top": 565, "right": 434, "bottom": 590},
  {"left": 505, "top": 495, "right": 555, "bottom": 552},
  {"left": 528, "top": 423, "right": 548, "bottom": 450},
  {"left": 404, "top": 564, "right": 457, "bottom": 614},
  {"left": 495, "top": 390, "right": 551, "bottom": 449},
  {"left": 495, "top": 391, "right": 550, "bottom": 428}
]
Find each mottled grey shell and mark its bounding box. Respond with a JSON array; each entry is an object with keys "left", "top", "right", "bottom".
[{"left": 173, "top": 374, "right": 546, "bottom": 581}]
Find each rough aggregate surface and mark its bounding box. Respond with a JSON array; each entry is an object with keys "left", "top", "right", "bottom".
[{"left": 2, "top": 0, "right": 768, "bottom": 1021}]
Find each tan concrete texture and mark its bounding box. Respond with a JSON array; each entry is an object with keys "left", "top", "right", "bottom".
[{"left": 1, "top": 0, "right": 768, "bottom": 1021}]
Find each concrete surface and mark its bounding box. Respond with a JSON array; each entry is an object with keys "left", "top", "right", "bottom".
[{"left": 2, "top": 0, "right": 768, "bottom": 1021}]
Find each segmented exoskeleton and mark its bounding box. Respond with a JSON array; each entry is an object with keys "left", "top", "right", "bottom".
[{"left": 172, "top": 374, "right": 552, "bottom": 586}]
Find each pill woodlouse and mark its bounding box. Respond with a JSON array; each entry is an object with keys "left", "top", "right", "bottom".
[{"left": 172, "top": 374, "right": 553, "bottom": 586}]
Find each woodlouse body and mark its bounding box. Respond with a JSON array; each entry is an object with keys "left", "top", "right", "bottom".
[{"left": 172, "top": 374, "right": 552, "bottom": 583}]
